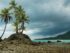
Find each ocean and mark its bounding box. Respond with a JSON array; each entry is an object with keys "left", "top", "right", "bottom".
[{"left": 32, "top": 40, "right": 70, "bottom": 43}]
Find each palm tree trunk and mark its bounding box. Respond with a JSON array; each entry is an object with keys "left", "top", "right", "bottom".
[
  {"left": 21, "top": 22, "right": 24, "bottom": 34},
  {"left": 16, "top": 24, "right": 18, "bottom": 34},
  {"left": 21, "top": 29, "right": 23, "bottom": 34},
  {"left": 0, "top": 23, "right": 7, "bottom": 38}
]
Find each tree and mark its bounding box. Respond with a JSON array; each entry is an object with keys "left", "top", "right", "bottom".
[
  {"left": 9, "top": 0, "right": 19, "bottom": 34},
  {"left": 9, "top": 0, "right": 17, "bottom": 10},
  {"left": 0, "top": 8, "right": 12, "bottom": 39},
  {"left": 13, "top": 19, "right": 19, "bottom": 34},
  {"left": 9, "top": 0, "right": 29, "bottom": 34},
  {"left": 15, "top": 5, "right": 29, "bottom": 34}
]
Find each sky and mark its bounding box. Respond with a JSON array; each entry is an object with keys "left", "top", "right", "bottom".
[{"left": 0, "top": 0, "right": 70, "bottom": 40}]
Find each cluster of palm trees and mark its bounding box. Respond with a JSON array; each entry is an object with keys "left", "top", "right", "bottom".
[{"left": 0, "top": 0, "right": 28, "bottom": 39}]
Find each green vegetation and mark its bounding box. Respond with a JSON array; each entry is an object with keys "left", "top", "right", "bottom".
[
  {"left": 9, "top": 0, "right": 29, "bottom": 34},
  {"left": 0, "top": 0, "right": 31, "bottom": 42},
  {"left": 0, "top": 8, "right": 12, "bottom": 40}
]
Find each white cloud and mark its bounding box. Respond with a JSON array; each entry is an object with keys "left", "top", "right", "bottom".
[
  {"left": 0, "top": 23, "right": 42, "bottom": 40},
  {"left": 24, "top": 28, "right": 41, "bottom": 35},
  {"left": 1, "top": 31, "right": 15, "bottom": 39}
]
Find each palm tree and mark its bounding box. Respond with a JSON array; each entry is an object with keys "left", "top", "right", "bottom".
[
  {"left": 9, "top": 0, "right": 29, "bottom": 34},
  {"left": 15, "top": 5, "right": 29, "bottom": 34},
  {"left": 13, "top": 19, "right": 19, "bottom": 34},
  {"left": 9, "top": 0, "right": 17, "bottom": 10},
  {"left": 20, "top": 15, "right": 29, "bottom": 34},
  {"left": 0, "top": 8, "right": 12, "bottom": 39},
  {"left": 9, "top": 0, "right": 18, "bottom": 34}
]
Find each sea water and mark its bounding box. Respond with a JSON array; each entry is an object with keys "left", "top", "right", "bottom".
[{"left": 32, "top": 40, "right": 70, "bottom": 43}]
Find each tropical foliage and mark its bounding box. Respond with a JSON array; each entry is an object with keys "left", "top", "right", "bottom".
[
  {"left": 0, "top": 0, "right": 29, "bottom": 39},
  {"left": 0, "top": 8, "right": 12, "bottom": 38}
]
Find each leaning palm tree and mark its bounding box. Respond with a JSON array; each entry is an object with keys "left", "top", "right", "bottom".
[{"left": 0, "top": 8, "right": 12, "bottom": 39}]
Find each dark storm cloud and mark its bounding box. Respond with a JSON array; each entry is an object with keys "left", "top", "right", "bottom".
[
  {"left": 21, "top": 0, "right": 70, "bottom": 37},
  {"left": 0, "top": 0, "right": 70, "bottom": 39},
  {"left": 64, "top": 0, "right": 70, "bottom": 6}
]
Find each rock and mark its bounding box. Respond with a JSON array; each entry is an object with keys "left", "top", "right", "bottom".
[{"left": 57, "top": 40, "right": 62, "bottom": 42}]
